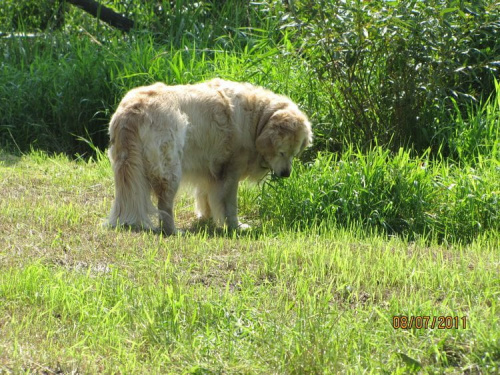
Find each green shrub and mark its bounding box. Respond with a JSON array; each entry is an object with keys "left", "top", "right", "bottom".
[{"left": 286, "top": 0, "right": 500, "bottom": 153}]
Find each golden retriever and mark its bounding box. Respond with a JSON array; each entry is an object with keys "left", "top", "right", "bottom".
[{"left": 106, "top": 78, "right": 312, "bottom": 234}]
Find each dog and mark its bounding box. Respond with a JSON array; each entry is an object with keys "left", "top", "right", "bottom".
[{"left": 106, "top": 78, "right": 312, "bottom": 234}]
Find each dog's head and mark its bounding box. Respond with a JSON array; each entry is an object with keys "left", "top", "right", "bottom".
[{"left": 256, "top": 107, "right": 312, "bottom": 177}]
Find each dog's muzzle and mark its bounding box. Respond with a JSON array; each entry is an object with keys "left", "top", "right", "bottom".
[{"left": 277, "top": 168, "right": 291, "bottom": 178}]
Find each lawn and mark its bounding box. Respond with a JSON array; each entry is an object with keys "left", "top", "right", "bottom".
[{"left": 0, "top": 151, "right": 498, "bottom": 373}]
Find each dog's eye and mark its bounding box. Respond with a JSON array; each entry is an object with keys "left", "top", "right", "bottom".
[{"left": 279, "top": 152, "right": 285, "bottom": 157}]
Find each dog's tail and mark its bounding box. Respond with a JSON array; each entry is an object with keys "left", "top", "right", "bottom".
[{"left": 106, "top": 110, "right": 156, "bottom": 230}]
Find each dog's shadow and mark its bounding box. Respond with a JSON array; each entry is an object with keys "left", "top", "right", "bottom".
[
  {"left": 117, "top": 218, "right": 264, "bottom": 239},
  {"left": 182, "top": 218, "right": 264, "bottom": 239}
]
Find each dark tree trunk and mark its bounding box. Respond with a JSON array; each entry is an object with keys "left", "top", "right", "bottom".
[{"left": 65, "top": 0, "right": 134, "bottom": 32}]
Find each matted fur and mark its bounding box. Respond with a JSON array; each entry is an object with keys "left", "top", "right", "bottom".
[{"left": 107, "top": 78, "right": 312, "bottom": 234}]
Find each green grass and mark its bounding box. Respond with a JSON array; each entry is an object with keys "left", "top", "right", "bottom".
[
  {"left": 1, "top": 1, "right": 499, "bottom": 372},
  {"left": 0, "top": 32, "right": 310, "bottom": 156},
  {"left": 1, "top": 151, "right": 499, "bottom": 373},
  {"left": 260, "top": 147, "right": 499, "bottom": 243},
  {"left": 3, "top": 0, "right": 497, "bottom": 157},
  {"left": 260, "top": 84, "right": 500, "bottom": 243}
]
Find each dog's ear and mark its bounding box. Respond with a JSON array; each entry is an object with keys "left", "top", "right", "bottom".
[
  {"left": 255, "top": 108, "right": 279, "bottom": 154},
  {"left": 302, "top": 123, "right": 313, "bottom": 150},
  {"left": 256, "top": 113, "right": 273, "bottom": 139},
  {"left": 255, "top": 109, "right": 289, "bottom": 153},
  {"left": 256, "top": 126, "right": 274, "bottom": 154},
  {"left": 256, "top": 103, "right": 289, "bottom": 137}
]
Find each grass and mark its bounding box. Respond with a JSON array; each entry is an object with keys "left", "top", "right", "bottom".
[
  {"left": 1, "top": 0, "right": 499, "bottom": 157},
  {"left": 260, "top": 85, "right": 500, "bottom": 243},
  {"left": 1, "top": 1, "right": 499, "bottom": 372},
  {"left": 1, "top": 151, "right": 499, "bottom": 373},
  {"left": 260, "top": 147, "right": 499, "bottom": 243},
  {"left": 0, "top": 31, "right": 310, "bottom": 156}
]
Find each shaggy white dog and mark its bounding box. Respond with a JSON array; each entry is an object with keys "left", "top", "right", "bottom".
[{"left": 107, "top": 78, "right": 312, "bottom": 234}]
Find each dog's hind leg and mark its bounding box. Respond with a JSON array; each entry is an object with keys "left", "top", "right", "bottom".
[
  {"left": 107, "top": 112, "right": 156, "bottom": 230},
  {"left": 154, "top": 163, "right": 181, "bottom": 236}
]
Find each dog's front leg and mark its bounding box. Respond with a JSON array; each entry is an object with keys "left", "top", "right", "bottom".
[
  {"left": 207, "top": 177, "right": 242, "bottom": 230},
  {"left": 222, "top": 179, "right": 240, "bottom": 230}
]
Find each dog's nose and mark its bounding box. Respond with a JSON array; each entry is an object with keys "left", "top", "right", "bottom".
[{"left": 279, "top": 169, "right": 291, "bottom": 178}]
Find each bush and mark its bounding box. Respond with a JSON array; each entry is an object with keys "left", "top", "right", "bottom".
[{"left": 286, "top": 0, "right": 500, "bottom": 153}]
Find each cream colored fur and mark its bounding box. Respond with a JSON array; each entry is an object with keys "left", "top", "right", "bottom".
[{"left": 107, "top": 78, "right": 312, "bottom": 234}]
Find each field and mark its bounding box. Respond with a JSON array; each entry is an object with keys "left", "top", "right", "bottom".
[
  {"left": 1, "top": 0, "right": 499, "bottom": 373},
  {"left": 0, "top": 151, "right": 498, "bottom": 373}
]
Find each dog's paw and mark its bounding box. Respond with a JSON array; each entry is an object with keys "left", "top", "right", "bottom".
[
  {"left": 159, "top": 225, "right": 179, "bottom": 236},
  {"left": 237, "top": 222, "right": 251, "bottom": 230}
]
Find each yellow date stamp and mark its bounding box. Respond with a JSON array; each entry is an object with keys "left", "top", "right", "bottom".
[{"left": 392, "top": 316, "right": 467, "bottom": 329}]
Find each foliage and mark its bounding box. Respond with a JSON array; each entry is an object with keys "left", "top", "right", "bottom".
[
  {"left": 446, "top": 80, "right": 500, "bottom": 163},
  {"left": 260, "top": 87, "right": 500, "bottom": 242},
  {"left": 261, "top": 149, "right": 499, "bottom": 243},
  {"left": 0, "top": 0, "right": 64, "bottom": 32},
  {"left": 1, "top": 0, "right": 499, "bottom": 156},
  {"left": 0, "top": 31, "right": 311, "bottom": 155},
  {"left": 0, "top": 1, "right": 298, "bottom": 155},
  {"left": 286, "top": 0, "right": 500, "bottom": 152},
  {"left": 0, "top": 34, "right": 112, "bottom": 155},
  {"left": 126, "top": 0, "right": 286, "bottom": 48}
]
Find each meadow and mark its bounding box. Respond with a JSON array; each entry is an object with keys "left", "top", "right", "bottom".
[
  {"left": 1, "top": 0, "right": 499, "bottom": 373},
  {"left": 0, "top": 150, "right": 498, "bottom": 373}
]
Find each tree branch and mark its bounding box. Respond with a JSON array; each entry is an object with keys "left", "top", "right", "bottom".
[{"left": 65, "top": 0, "right": 134, "bottom": 32}]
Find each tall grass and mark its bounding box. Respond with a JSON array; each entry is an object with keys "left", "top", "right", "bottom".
[
  {"left": 260, "top": 86, "right": 500, "bottom": 242},
  {"left": 261, "top": 149, "right": 498, "bottom": 243},
  {"left": 0, "top": 12, "right": 307, "bottom": 155},
  {"left": 0, "top": 34, "right": 112, "bottom": 154},
  {"left": 2, "top": 0, "right": 498, "bottom": 156},
  {"left": 446, "top": 80, "right": 500, "bottom": 163}
]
